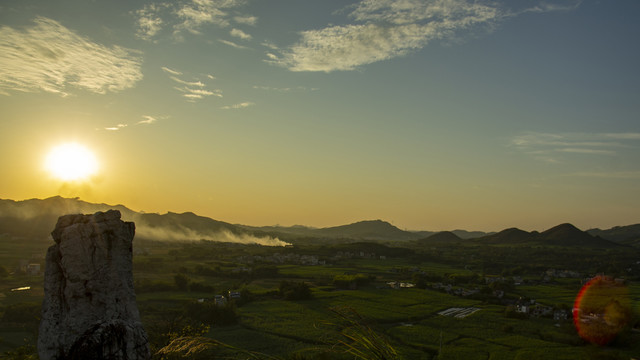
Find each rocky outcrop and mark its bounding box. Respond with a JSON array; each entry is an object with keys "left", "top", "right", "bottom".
[{"left": 38, "top": 210, "right": 150, "bottom": 360}]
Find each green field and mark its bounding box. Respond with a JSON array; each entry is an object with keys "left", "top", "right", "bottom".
[{"left": 2, "top": 238, "right": 640, "bottom": 359}]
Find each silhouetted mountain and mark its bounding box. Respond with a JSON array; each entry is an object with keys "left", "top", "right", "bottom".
[
  {"left": 475, "top": 223, "right": 621, "bottom": 248},
  {"left": 244, "top": 220, "right": 425, "bottom": 242},
  {"left": 0, "top": 197, "right": 630, "bottom": 248},
  {"left": 0, "top": 196, "right": 134, "bottom": 239},
  {"left": 536, "top": 223, "right": 620, "bottom": 248},
  {"left": 587, "top": 224, "right": 640, "bottom": 245},
  {"left": 418, "top": 231, "right": 463, "bottom": 243},
  {"left": 318, "top": 220, "right": 417, "bottom": 240},
  {"left": 0, "top": 197, "right": 285, "bottom": 246},
  {"left": 477, "top": 227, "right": 532, "bottom": 244},
  {"left": 451, "top": 229, "right": 493, "bottom": 239}
]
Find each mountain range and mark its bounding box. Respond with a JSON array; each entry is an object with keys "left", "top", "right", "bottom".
[{"left": 0, "top": 196, "right": 638, "bottom": 247}]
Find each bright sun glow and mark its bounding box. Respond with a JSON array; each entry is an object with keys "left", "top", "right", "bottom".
[{"left": 45, "top": 143, "right": 99, "bottom": 181}]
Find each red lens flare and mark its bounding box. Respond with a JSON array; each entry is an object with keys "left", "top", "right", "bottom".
[{"left": 573, "top": 275, "right": 631, "bottom": 345}]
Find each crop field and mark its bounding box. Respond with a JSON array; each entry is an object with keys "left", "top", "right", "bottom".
[{"left": 2, "top": 237, "right": 640, "bottom": 359}]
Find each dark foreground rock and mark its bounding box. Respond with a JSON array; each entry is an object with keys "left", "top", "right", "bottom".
[{"left": 38, "top": 210, "right": 150, "bottom": 360}]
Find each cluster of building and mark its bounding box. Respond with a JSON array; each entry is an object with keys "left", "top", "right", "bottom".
[
  {"left": 16, "top": 257, "right": 43, "bottom": 276},
  {"left": 198, "top": 291, "right": 242, "bottom": 306},
  {"left": 514, "top": 299, "right": 570, "bottom": 320},
  {"left": 331, "top": 251, "right": 384, "bottom": 260},
  {"left": 235, "top": 250, "right": 388, "bottom": 266},
  {"left": 236, "top": 253, "right": 325, "bottom": 265}
]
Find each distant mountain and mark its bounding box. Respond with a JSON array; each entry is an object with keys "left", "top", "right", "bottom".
[
  {"left": 0, "top": 197, "right": 286, "bottom": 246},
  {"left": 418, "top": 231, "right": 463, "bottom": 243},
  {"left": 244, "top": 220, "right": 423, "bottom": 242},
  {"left": 477, "top": 227, "right": 532, "bottom": 244},
  {"left": 587, "top": 224, "right": 640, "bottom": 244},
  {"left": 476, "top": 223, "right": 622, "bottom": 248},
  {"left": 318, "top": 220, "right": 418, "bottom": 241},
  {"left": 1, "top": 197, "right": 630, "bottom": 248},
  {"left": 451, "top": 229, "right": 493, "bottom": 239}
]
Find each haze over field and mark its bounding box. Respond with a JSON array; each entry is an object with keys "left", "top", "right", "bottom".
[{"left": 1, "top": 0, "right": 639, "bottom": 232}]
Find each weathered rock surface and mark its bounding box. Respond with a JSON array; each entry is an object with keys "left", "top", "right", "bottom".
[{"left": 38, "top": 210, "right": 150, "bottom": 360}]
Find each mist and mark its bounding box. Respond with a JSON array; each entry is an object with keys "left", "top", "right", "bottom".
[
  {"left": 134, "top": 224, "right": 290, "bottom": 246},
  {"left": 0, "top": 197, "right": 290, "bottom": 246}
]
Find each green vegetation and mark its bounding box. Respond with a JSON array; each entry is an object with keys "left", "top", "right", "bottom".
[{"left": 1, "top": 231, "right": 640, "bottom": 359}]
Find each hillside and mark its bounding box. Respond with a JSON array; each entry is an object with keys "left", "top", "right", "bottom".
[
  {"left": 0, "top": 197, "right": 283, "bottom": 246},
  {"left": 588, "top": 224, "right": 640, "bottom": 245},
  {"left": 476, "top": 223, "right": 622, "bottom": 248},
  {"left": 417, "top": 231, "right": 463, "bottom": 244}
]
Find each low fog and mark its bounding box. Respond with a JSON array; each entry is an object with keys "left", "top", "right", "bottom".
[{"left": 0, "top": 197, "right": 290, "bottom": 246}]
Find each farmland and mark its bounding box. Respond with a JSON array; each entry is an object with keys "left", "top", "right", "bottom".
[{"left": 1, "top": 236, "right": 639, "bottom": 359}]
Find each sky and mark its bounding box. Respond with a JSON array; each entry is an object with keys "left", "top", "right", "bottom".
[{"left": 1, "top": 0, "right": 639, "bottom": 232}]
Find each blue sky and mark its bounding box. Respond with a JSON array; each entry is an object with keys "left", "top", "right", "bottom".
[{"left": 1, "top": 0, "right": 639, "bottom": 231}]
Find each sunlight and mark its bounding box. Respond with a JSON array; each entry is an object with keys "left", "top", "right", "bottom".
[{"left": 45, "top": 143, "right": 98, "bottom": 181}]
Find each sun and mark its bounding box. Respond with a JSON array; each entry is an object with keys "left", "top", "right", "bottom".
[{"left": 45, "top": 143, "right": 99, "bottom": 181}]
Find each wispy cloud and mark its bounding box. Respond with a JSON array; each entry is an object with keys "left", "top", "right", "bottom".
[
  {"left": 234, "top": 15, "right": 257, "bottom": 26},
  {"left": 219, "top": 39, "right": 249, "bottom": 49},
  {"left": 133, "top": 0, "right": 256, "bottom": 41},
  {"left": 253, "top": 85, "right": 318, "bottom": 92},
  {"left": 163, "top": 66, "right": 222, "bottom": 102},
  {"left": 230, "top": 28, "right": 252, "bottom": 40},
  {"left": 603, "top": 133, "right": 640, "bottom": 140},
  {"left": 105, "top": 124, "right": 128, "bottom": 131},
  {"left": 134, "top": 4, "right": 167, "bottom": 41},
  {"left": 564, "top": 171, "right": 640, "bottom": 179},
  {"left": 519, "top": 1, "right": 582, "bottom": 14},
  {"left": 170, "top": 76, "right": 205, "bottom": 87},
  {"left": 270, "top": 0, "right": 581, "bottom": 72},
  {"left": 510, "top": 132, "right": 638, "bottom": 163},
  {"left": 138, "top": 115, "right": 157, "bottom": 125},
  {"left": 161, "top": 66, "right": 183, "bottom": 76},
  {"left": 0, "top": 17, "right": 143, "bottom": 95},
  {"left": 221, "top": 101, "right": 254, "bottom": 110}
]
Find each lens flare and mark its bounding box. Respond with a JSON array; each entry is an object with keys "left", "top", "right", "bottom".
[{"left": 573, "top": 275, "right": 631, "bottom": 345}]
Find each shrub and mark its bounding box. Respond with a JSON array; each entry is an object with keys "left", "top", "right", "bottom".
[
  {"left": 184, "top": 300, "right": 238, "bottom": 326},
  {"left": 279, "top": 281, "right": 312, "bottom": 300},
  {"left": 1, "top": 302, "right": 41, "bottom": 323}
]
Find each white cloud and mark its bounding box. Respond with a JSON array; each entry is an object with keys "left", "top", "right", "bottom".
[
  {"left": 221, "top": 101, "right": 254, "bottom": 109},
  {"left": 161, "top": 66, "right": 183, "bottom": 75},
  {"left": 519, "top": 1, "right": 582, "bottom": 14},
  {"left": 134, "top": 0, "right": 254, "bottom": 41},
  {"left": 510, "top": 131, "right": 640, "bottom": 163},
  {"left": 272, "top": 0, "right": 581, "bottom": 72},
  {"left": 219, "top": 39, "right": 249, "bottom": 49},
  {"left": 234, "top": 15, "right": 257, "bottom": 26},
  {"left": 603, "top": 133, "right": 640, "bottom": 140},
  {"left": 163, "top": 66, "right": 223, "bottom": 101},
  {"left": 0, "top": 17, "right": 143, "bottom": 95},
  {"left": 253, "top": 85, "right": 318, "bottom": 92},
  {"left": 175, "top": 0, "right": 229, "bottom": 34},
  {"left": 273, "top": 0, "right": 502, "bottom": 72},
  {"left": 170, "top": 76, "right": 205, "bottom": 87},
  {"left": 230, "top": 28, "right": 252, "bottom": 40},
  {"left": 138, "top": 115, "right": 157, "bottom": 125},
  {"left": 105, "top": 124, "right": 128, "bottom": 131},
  {"left": 134, "top": 4, "right": 166, "bottom": 40},
  {"left": 557, "top": 148, "right": 615, "bottom": 155},
  {"left": 175, "top": 86, "right": 223, "bottom": 100},
  {"left": 564, "top": 171, "right": 640, "bottom": 179}
]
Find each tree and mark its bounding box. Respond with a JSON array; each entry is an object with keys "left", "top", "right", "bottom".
[
  {"left": 279, "top": 281, "right": 312, "bottom": 300},
  {"left": 174, "top": 273, "right": 190, "bottom": 291}
]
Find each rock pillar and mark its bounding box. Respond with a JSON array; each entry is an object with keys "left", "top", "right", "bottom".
[{"left": 38, "top": 210, "right": 150, "bottom": 360}]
